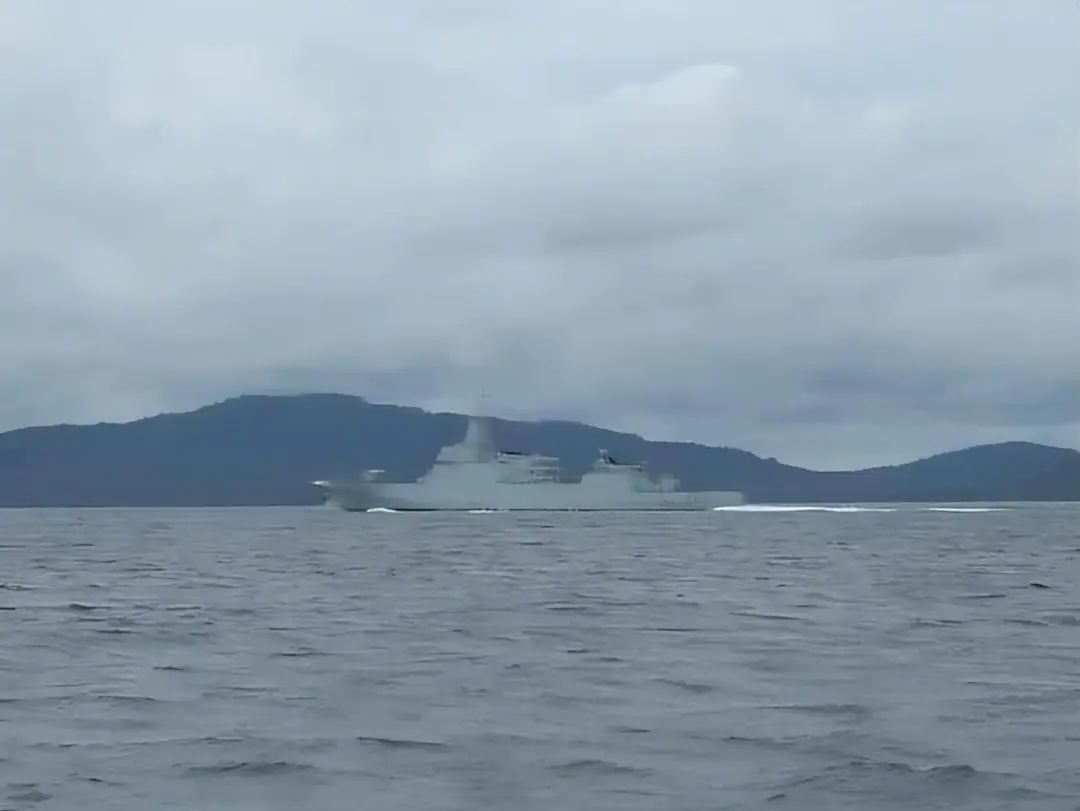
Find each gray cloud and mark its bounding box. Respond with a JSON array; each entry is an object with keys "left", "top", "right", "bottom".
[{"left": 1, "top": 0, "right": 1077, "bottom": 468}]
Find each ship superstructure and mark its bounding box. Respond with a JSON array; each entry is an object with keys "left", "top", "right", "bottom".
[{"left": 313, "top": 415, "right": 743, "bottom": 511}]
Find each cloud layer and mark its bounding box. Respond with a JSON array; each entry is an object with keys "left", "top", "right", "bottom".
[{"left": 2, "top": 0, "right": 1077, "bottom": 468}]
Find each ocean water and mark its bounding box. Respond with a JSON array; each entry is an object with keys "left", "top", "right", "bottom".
[{"left": 2, "top": 504, "right": 1079, "bottom": 810}]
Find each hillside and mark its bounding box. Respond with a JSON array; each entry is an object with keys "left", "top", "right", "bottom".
[{"left": 0, "top": 393, "right": 1076, "bottom": 506}]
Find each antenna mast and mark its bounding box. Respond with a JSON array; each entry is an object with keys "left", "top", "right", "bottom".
[{"left": 475, "top": 388, "right": 490, "bottom": 419}]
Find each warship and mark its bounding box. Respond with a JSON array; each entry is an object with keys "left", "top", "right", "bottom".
[{"left": 312, "top": 414, "right": 743, "bottom": 511}]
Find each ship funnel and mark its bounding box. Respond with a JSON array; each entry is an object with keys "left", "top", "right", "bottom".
[
  {"left": 462, "top": 415, "right": 497, "bottom": 461},
  {"left": 436, "top": 413, "right": 498, "bottom": 463}
]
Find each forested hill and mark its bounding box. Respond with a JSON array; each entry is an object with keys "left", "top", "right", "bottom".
[{"left": 0, "top": 394, "right": 1077, "bottom": 506}]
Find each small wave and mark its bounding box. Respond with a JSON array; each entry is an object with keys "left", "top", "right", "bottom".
[
  {"left": 274, "top": 647, "right": 327, "bottom": 658},
  {"left": 467, "top": 509, "right": 502, "bottom": 514},
  {"left": 716, "top": 734, "right": 794, "bottom": 752},
  {"left": 365, "top": 507, "right": 398, "bottom": 513},
  {"left": 551, "top": 758, "right": 651, "bottom": 776},
  {"left": 80, "top": 776, "right": 123, "bottom": 786},
  {"left": 733, "top": 611, "right": 810, "bottom": 623},
  {"left": 95, "top": 694, "right": 163, "bottom": 704},
  {"left": 184, "top": 761, "right": 314, "bottom": 776},
  {"left": 643, "top": 626, "right": 702, "bottom": 633},
  {"left": 355, "top": 735, "right": 448, "bottom": 751},
  {"left": 924, "top": 763, "right": 979, "bottom": 781},
  {"left": 654, "top": 678, "right": 714, "bottom": 694},
  {"left": 912, "top": 618, "right": 965, "bottom": 627},
  {"left": 1042, "top": 614, "right": 1080, "bottom": 626},
  {"left": 8, "top": 788, "right": 51, "bottom": 803},
  {"left": 544, "top": 603, "right": 593, "bottom": 613},
  {"left": 764, "top": 702, "right": 870, "bottom": 718},
  {"left": 780, "top": 759, "right": 983, "bottom": 791}
]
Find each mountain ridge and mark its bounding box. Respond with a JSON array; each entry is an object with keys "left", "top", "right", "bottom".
[{"left": 0, "top": 393, "right": 1076, "bottom": 506}]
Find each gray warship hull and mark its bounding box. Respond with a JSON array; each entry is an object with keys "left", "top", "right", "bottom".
[
  {"left": 313, "top": 414, "right": 744, "bottom": 512},
  {"left": 317, "top": 481, "right": 743, "bottom": 511}
]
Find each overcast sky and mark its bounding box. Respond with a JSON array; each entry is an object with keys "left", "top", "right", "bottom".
[{"left": 2, "top": 1, "right": 1077, "bottom": 469}]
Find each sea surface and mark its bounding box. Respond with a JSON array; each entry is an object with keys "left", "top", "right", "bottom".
[{"left": 2, "top": 504, "right": 1079, "bottom": 810}]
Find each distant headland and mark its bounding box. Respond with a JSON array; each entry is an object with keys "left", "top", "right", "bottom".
[{"left": 0, "top": 393, "right": 1077, "bottom": 506}]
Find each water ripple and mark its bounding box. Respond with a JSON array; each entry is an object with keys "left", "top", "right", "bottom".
[{"left": 0, "top": 504, "right": 1077, "bottom": 809}]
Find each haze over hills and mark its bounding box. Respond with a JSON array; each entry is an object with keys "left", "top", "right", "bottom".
[{"left": 0, "top": 393, "right": 1077, "bottom": 507}]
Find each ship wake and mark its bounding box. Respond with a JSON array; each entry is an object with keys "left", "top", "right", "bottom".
[
  {"left": 714, "top": 505, "right": 1010, "bottom": 513},
  {"left": 714, "top": 505, "right": 897, "bottom": 513}
]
